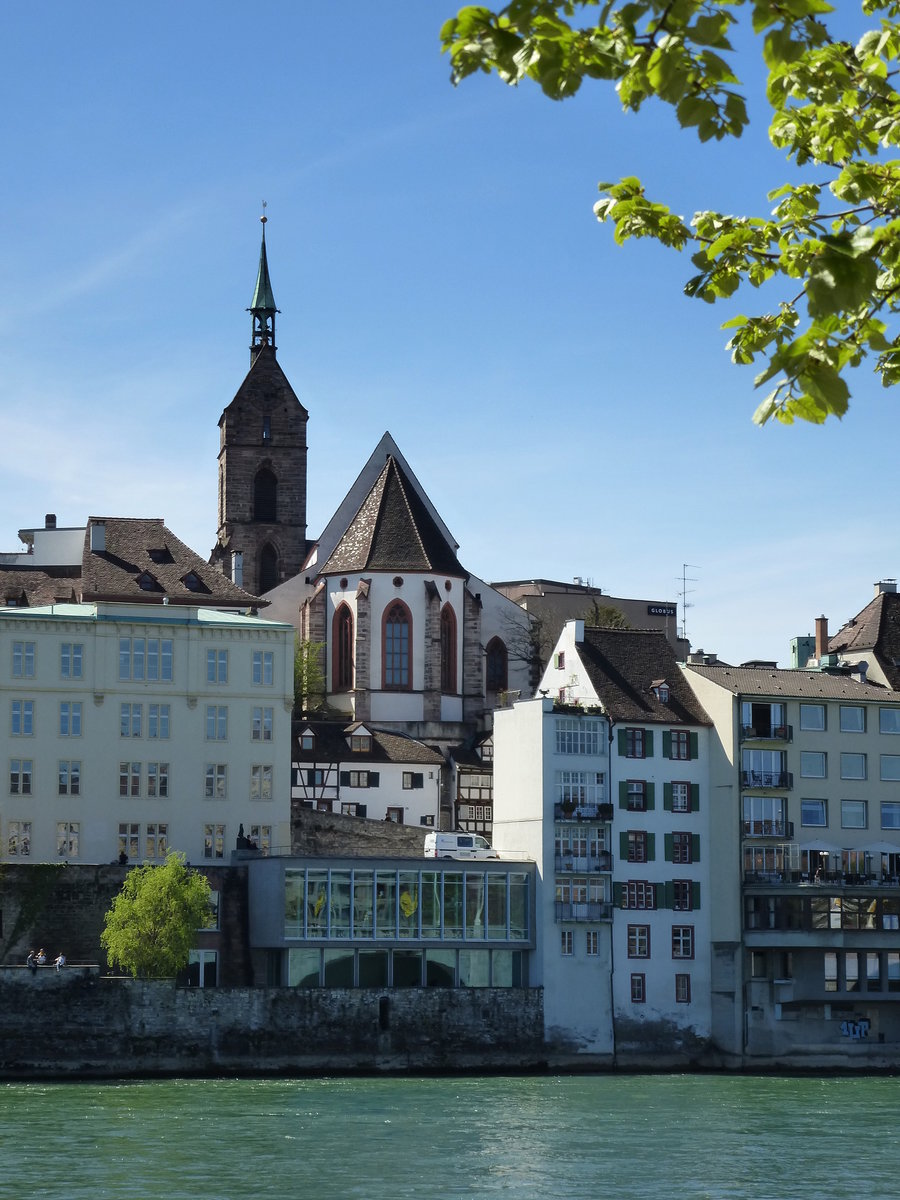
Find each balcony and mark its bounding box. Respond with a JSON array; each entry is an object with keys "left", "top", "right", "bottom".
[
  {"left": 741, "top": 771, "right": 793, "bottom": 790},
  {"left": 742, "top": 820, "right": 794, "bottom": 838},
  {"left": 554, "top": 802, "right": 614, "bottom": 823},
  {"left": 743, "top": 869, "right": 890, "bottom": 887},
  {"left": 741, "top": 724, "right": 793, "bottom": 743},
  {"left": 554, "top": 901, "right": 612, "bottom": 922},
  {"left": 554, "top": 852, "right": 613, "bottom": 873}
]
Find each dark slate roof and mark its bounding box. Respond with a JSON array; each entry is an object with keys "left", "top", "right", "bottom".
[
  {"left": 577, "top": 628, "right": 712, "bottom": 725},
  {"left": 0, "top": 567, "right": 80, "bottom": 608},
  {"left": 293, "top": 720, "right": 444, "bottom": 766},
  {"left": 320, "top": 456, "right": 465, "bottom": 576},
  {"left": 220, "top": 343, "right": 308, "bottom": 420},
  {"left": 829, "top": 592, "right": 900, "bottom": 689},
  {"left": 686, "top": 662, "right": 900, "bottom": 701},
  {"left": 80, "top": 518, "right": 263, "bottom": 607}
]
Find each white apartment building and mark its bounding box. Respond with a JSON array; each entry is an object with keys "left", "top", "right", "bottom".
[
  {"left": 1, "top": 602, "right": 294, "bottom": 865},
  {"left": 492, "top": 620, "right": 713, "bottom": 1063},
  {"left": 492, "top": 695, "right": 614, "bottom": 1057}
]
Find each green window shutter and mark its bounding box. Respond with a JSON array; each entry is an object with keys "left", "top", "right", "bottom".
[
  {"left": 369, "top": 772, "right": 380, "bottom": 787},
  {"left": 644, "top": 730, "right": 654, "bottom": 757},
  {"left": 647, "top": 832, "right": 655, "bottom": 861},
  {"left": 662, "top": 730, "right": 672, "bottom": 758},
  {"left": 617, "top": 729, "right": 627, "bottom": 756},
  {"left": 663, "top": 881, "right": 674, "bottom": 910},
  {"left": 664, "top": 782, "right": 673, "bottom": 811},
  {"left": 692, "top": 881, "right": 701, "bottom": 910},
  {"left": 664, "top": 832, "right": 673, "bottom": 862},
  {"left": 620, "top": 832, "right": 629, "bottom": 860},
  {"left": 690, "top": 731, "right": 699, "bottom": 759},
  {"left": 619, "top": 781, "right": 629, "bottom": 809},
  {"left": 339, "top": 771, "right": 350, "bottom": 786},
  {"left": 646, "top": 782, "right": 655, "bottom": 810},
  {"left": 613, "top": 882, "right": 624, "bottom": 908},
  {"left": 692, "top": 833, "right": 701, "bottom": 862},
  {"left": 691, "top": 783, "right": 700, "bottom": 811}
]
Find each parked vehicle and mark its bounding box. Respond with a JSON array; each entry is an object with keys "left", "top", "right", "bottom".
[{"left": 424, "top": 832, "right": 500, "bottom": 860}]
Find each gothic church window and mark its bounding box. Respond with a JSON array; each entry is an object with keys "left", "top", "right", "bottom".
[
  {"left": 254, "top": 468, "right": 277, "bottom": 522},
  {"left": 383, "top": 601, "right": 412, "bottom": 690},
  {"left": 486, "top": 637, "right": 508, "bottom": 692},
  {"left": 334, "top": 604, "right": 354, "bottom": 692},
  {"left": 440, "top": 604, "right": 457, "bottom": 694}
]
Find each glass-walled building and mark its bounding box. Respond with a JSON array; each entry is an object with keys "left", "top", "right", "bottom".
[{"left": 246, "top": 856, "right": 535, "bottom": 989}]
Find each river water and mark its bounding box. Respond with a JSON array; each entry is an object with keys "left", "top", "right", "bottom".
[{"left": 2, "top": 1073, "right": 897, "bottom": 1199}]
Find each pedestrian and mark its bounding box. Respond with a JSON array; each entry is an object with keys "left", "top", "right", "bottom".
[
  {"left": 54, "top": 952, "right": 66, "bottom": 972},
  {"left": 35, "top": 949, "right": 46, "bottom": 966},
  {"left": 26, "top": 950, "right": 36, "bottom": 976}
]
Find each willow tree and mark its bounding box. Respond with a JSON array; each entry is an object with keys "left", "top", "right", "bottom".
[
  {"left": 442, "top": 1, "right": 900, "bottom": 425},
  {"left": 101, "top": 852, "right": 213, "bottom": 979}
]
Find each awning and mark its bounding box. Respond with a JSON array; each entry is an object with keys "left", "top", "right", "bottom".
[{"left": 860, "top": 841, "right": 900, "bottom": 856}]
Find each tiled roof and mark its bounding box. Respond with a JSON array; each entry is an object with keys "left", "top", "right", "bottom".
[
  {"left": 686, "top": 662, "right": 900, "bottom": 701},
  {"left": 80, "top": 518, "right": 262, "bottom": 607},
  {"left": 577, "top": 628, "right": 712, "bottom": 725},
  {"left": 829, "top": 592, "right": 900, "bottom": 689},
  {"left": 0, "top": 567, "right": 80, "bottom": 608},
  {"left": 320, "top": 456, "right": 465, "bottom": 576},
  {"left": 293, "top": 720, "right": 444, "bottom": 766}
]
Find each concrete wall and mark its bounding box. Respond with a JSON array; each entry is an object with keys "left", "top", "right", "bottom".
[{"left": 0, "top": 971, "right": 545, "bottom": 1078}]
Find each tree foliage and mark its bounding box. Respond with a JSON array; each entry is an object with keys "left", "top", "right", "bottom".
[
  {"left": 101, "top": 852, "right": 213, "bottom": 979},
  {"left": 582, "top": 599, "right": 631, "bottom": 628},
  {"left": 441, "top": 0, "right": 900, "bottom": 425},
  {"left": 294, "top": 635, "right": 326, "bottom": 714}
]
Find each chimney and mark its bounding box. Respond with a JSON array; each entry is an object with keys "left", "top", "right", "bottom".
[
  {"left": 231, "top": 551, "right": 243, "bottom": 589},
  {"left": 875, "top": 579, "right": 897, "bottom": 596},
  {"left": 815, "top": 615, "right": 829, "bottom": 660},
  {"left": 45, "top": 514, "right": 56, "bottom": 530},
  {"left": 89, "top": 520, "right": 106, "bottom": 554},
  {"left": 851, "top": 660, "right": 869, "bottom": 684}
]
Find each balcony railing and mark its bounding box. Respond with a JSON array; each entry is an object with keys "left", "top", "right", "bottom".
[
  {"left": 554, "top": 802, "right": 614, "bottom": 823},
  {"left": 744, "top": 869, "right": 893, "bottom": 887},
  {"left": 741, "top": 724, "right": 793, "bottom": 743},
  {"left": 741, "top": 771, "right": 793, "bottom": 789},
  {"left": 742, "top": 820, "right": 794, "bottom": 838},
  {"left": 554, "top": 852, "right": 613, "bottom": 873},
  {"left": 555, "top": 900, "right": 612, "bottom": 922}
]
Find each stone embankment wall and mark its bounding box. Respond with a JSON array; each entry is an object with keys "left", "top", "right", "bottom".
[
  {"left": 292, "top": 806, "right": 427, "bottom": 856},
  {"left": 0, "top": 969, "right": 546, "bottom": 1079}
]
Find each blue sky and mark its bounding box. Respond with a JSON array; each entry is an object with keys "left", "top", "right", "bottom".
[{"left": 0, "top": 2, "right": 892, "bottom": 666}]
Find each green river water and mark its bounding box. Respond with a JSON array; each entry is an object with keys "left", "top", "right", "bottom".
[{"left": 2, "top": 1073, "right": 897, "bottom": 1199}]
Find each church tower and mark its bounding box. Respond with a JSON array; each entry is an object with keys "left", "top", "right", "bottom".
[{"left": 211, "top": 214, "right": 309, "bottom": 596}]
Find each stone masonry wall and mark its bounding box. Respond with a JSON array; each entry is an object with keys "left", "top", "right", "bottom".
[{"left": 0, "top": 971, "right": 546, "bottom": 1078}]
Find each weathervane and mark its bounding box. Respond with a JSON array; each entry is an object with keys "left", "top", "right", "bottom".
[{"left": 261, "top": 199, "right": 267, "bottom": 227}]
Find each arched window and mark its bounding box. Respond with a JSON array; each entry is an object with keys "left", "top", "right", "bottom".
[
  {"left": 333, "top": 603, "right": 354, "bottom": 692},
  {"left": 485, "top": 637, "right": 508, "bottom": 692},
  {"left": 254, "top": 468, "right": 277, "bottom": 522},
  {"left": 440, "top": 604, "right": 457, "bottom": 694},
  {"left": 259, "top": 544, "right": 278, "bottom": 594},
  {"left": 383, "top": 601, "right": 412, "bottom": 690}
]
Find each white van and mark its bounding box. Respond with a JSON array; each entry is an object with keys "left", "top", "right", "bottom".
[{"left": 424, "top": 832, "right": 500, "bottom": 860}]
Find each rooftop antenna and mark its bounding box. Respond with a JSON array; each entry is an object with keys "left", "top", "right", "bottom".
[{"left": 677, "top": 563, "right": 699, "bottom": 643}]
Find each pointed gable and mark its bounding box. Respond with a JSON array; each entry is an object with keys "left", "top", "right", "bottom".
[
  {"left": 219, "top": 343, "right": 307, "bottom": 423},
  {"left": 321, "top": 456, "right": 465, "bottom": 576}
]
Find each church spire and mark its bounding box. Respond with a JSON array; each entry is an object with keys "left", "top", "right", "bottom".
[{"left": 248, "top": 204, "right": 279, "bottom": 362}]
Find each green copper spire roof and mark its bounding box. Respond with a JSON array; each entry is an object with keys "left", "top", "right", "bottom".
[
  {"left": 248, "top": 206, "right": 279, "bottom": 359},
  {"left": 250, "top": 213, "right": 277, "bottom": 315}
]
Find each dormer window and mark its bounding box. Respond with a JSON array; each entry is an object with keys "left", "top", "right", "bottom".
[
  {"left": 181, "top": 571, "right": 208, "bottom": 594},
  {"left": 137, "top": 572, "right": 160, "bottom": 592},
  {"left": 300, "top": 731, "right": 315, "bottom": 752},
  {"left": 148, "top": 548, "right": 174, "bottom": 564},
  {"left": 652, "top": 680, "right": 670, "bottom": 703},
  {"left": 350, "top": 734, "right": 372, "bottom": 754}
]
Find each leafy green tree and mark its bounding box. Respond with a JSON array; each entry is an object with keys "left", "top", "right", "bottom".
[
  {"left": 441, "top": 0, "right": 900, "bottom": 424},
  {"left": 294, "top": 635, "right": 326, "bottom": 713},
  {"left": 101, "top": 852, "right": 213, "bottom": 979}
]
